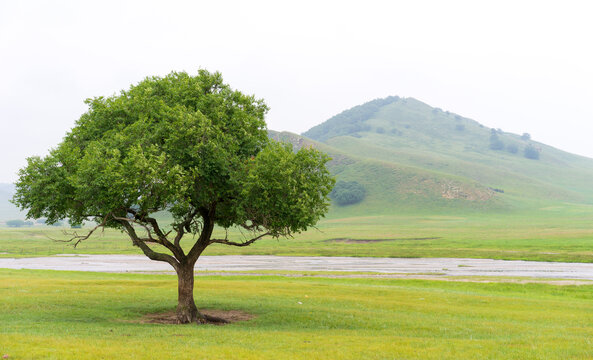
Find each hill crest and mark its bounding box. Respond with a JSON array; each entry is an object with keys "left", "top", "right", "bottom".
[{"left": 297, "top": 96, "right": 593, "bottom": 214}]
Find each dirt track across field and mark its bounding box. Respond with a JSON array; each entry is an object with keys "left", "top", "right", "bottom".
[{"left": 1, "top": 254, "right": 593, "bottom": 281}]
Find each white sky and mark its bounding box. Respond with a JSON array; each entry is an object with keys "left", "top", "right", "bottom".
[{"left": 1, "top": 0, "right": 592, "bottom": 183}]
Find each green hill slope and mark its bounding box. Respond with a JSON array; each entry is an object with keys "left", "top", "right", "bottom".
[
  {"left": 270, "top": 130, "right": 504, "bottom": 217},
  {"left": 298, "top": 97, "right": 593, "bottom": 214}
]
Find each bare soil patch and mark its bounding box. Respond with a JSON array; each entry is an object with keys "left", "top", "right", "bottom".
[
  {"left": 139, "top": 309, "right": 255, "bottom": 325},
  {"left": 327, "top": 237, "right": 441, "bottom": 243}
]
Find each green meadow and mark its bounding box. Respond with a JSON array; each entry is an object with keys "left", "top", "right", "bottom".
[
  {"left": 3, "top": 96, "right": 593, "bottom": 359},
  {"left": 1, "top": 269, "right": 592, "bottom": 359},
  {"left": 2, "top": 207, "right": 593, "bottom": 263}
]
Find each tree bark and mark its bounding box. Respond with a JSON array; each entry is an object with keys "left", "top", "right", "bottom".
[
  {"left": 176, "top": 262, "right": 200, "bottom": 324},
  {"left": 175, "top": 260, "right": 229, "bottom": 324}
]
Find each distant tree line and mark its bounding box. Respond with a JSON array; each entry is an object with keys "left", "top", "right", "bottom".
[
  {"left": 5, "top": 218, "right": 67, "bottom": 227},
  {"left": 488, "top": 129, "right": 540, "bottom": 160},
  {"left": 6, "top": 219, "right": 33, "bottom": 227}
]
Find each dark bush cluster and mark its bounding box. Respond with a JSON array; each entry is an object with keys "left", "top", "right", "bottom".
[
  {"left": 489, "top": 131, "right": 504, "bottom": 150},
  {"left": 524, "top": 144, "right": 540, "bottom": 160},
  {"left": 330, "top": 180, "right": 366, "bottom": 206}
]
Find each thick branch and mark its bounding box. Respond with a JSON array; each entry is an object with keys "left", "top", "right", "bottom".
[
  {"left": 173, "top": 208, "right": 200, "bottom": 248},
  {"left": 130, "top": 210, "right": 168, "bottom": 241},
  {"left": 115, "top": 214, "right": 186, "bottom": 261},
  {"left": 119, "top": 220, "right": 179, "bottom": 271},
  {"left": 186, "top": 207, "right": 214, "bottom": 263},
  {"left": 209, "top": 232, "right": 271, "bottom": 247}
]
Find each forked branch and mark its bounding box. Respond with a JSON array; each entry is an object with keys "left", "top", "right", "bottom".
[{"left": 55, "top": 214, "right": 110, "bottom": 248}]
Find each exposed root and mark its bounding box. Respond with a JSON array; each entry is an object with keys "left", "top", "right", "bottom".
[
  {"left": 199, "top": 313, "right": 230, "bottom": 324},
  {"left": 139, "top": 309, "right": 254, "bottom": 325}
]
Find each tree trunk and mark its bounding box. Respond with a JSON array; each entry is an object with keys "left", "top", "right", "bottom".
[
  {"left": 175, "top": 261, "right": 229, "bottom": 324},
  {"left": 176, "top": 262, "right": 200, "bottom": 324}
]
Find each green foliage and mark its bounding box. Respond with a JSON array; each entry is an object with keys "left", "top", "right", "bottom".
[
  {"left": 303, "top": 96, "right": 399, "bottom": 141},
  {"left": 521, "top": 133, "right": 531, "bottom": 140},
  {"left": 455, "top": 124, "right": 465, "bottom": 131},
  {"left": 330, "top": 180, "right": 366, "bottom": 206},
  {"left": 12, "top": 70, "right": 334, "bottom": 244},
  {"left": 524, "top": 144, "right": 540, "bottom": 160},
  {"left": 242, "top": 142, "right": 335, "bottom": 235}
]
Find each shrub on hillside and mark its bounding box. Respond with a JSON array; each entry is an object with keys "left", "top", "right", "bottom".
[
  {"left": 330, "top": 180, "right": 366, "bottom": 206},
  {"left": 506, "top": 143, "right": 519, "bottom": 154},
  {"left": 489, "top": 132, "right": 504, "bottom": 150},
  {"left": 524, "top": 144, "right": 540, "bottom": 160}
]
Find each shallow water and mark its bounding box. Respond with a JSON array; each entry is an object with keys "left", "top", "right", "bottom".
[{"left": 1, "top": 254, "right": 593, "bottom": 280}]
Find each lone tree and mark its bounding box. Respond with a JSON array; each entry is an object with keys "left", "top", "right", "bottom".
[{"left": 12, "top": 70, "right": 335, "bottom": 324}]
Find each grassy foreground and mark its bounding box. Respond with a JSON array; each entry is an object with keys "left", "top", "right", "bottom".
[
  {"left": 1, "top": 269, "right": 593, "bottom": 359},
  {"left": 2, "top": 207, "right": 593, "bottom": 262}
]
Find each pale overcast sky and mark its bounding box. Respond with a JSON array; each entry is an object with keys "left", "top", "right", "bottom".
[{"left": 1, "top": 0, "right": 592, "bottom": 183}]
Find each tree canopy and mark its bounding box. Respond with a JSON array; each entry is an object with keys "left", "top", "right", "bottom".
[{"left": 13, "top": 70, "right": 335, "bottom": 323}]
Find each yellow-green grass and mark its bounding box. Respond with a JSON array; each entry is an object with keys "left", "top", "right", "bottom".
[
  {"left": 2, "top": 207, "right": 593, "bottom": 263},
  {"left": 1, "top": 269, "right": 593, "bottom": 359}
]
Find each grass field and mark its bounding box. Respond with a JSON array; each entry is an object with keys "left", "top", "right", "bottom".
[
  {"left": 1, "top": 269, "right": 592, "bottom": 359},
  {"left": 2, "top": 207, "right": 593, "bottom": 263}
]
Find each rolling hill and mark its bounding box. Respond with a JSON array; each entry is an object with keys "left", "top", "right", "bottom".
[
  {"left": 4, "top": 96, "right": 592, "bottom": 222},
  {"left": 287, "top": 96, "right": 593, "bottom": 216}
]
